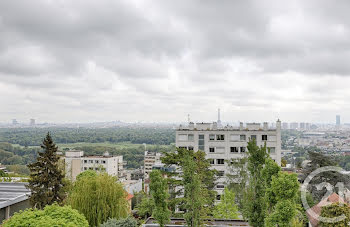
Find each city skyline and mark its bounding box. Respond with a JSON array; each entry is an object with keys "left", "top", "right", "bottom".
[{"left": 1, "top": 1, "right": 350, "bottom": 123}]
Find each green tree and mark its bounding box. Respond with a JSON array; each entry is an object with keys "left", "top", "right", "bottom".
[
  {"left": 100, "top": 217, "right": 137, "bottom": 227},
  {"left": 242, "top": 140, "right": 269, "bottom": 227},
  {"left": 76, "top": 169, "right": 97, "bottom": 181},
  {"left": 319, "top": 202, "right": 350, "bottom": 227},
  {"left": 136, "top": 195, "right": 155, "bottom": 219},
  {"left": 68, "top": 173, "right": 128, "bottom": 226},
  {"left": 265, "top": 172, "right": 299, "bottom": 227},
  {"left": 26, "top": 133, "right": 66, "bottom": 209},
  {"left": 2, "top": 204, "right": 89, "bottom": 227},
  {"left": 213, "top": 187, "right": 239, "bottom": 219},
  {"left": 149, "top": 170, "right": 170, "bottom": 227},
  {"left": 161, "top": 147, "right": 217, "bottom": 223}
]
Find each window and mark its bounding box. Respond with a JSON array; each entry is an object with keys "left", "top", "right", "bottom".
[
  {"left": 179, "top": 146, "right": 187, "bottom": 149},
  {"left": 269, "top": 147, "right": 276, "bottom": 154},
  {"left": 89, "top": 160, "right": 93, "bottom": 164},
  {"left": 188, "top": 146, "right": 194, "bottom": 151},
  {"left": 178, "top": 134, "right": 187, "bottom": 141},
  {"left": 240, "top": 135, "right": 246, "bottom": 141},
  {"left": 262, "top": 135, "right": 267, "bottom": 141},
  {"left": 95, "top": 168, "right": 99, "bottom": 170},
  {"left": 217, "top": 159, "right": 225, "bottom": 165},
  {"left": 251, "top": 135, "right": 257, "bottom": 140},
  {"left": 188, "top": 134, "right": 194, "bottom": 141},
  {"left": 217, "top": 185, "right": 225, "bottom": 189},
  {"left": 89, "top": 167, "right": 93, "bottom": 170},
  {"left": 216, "top": 195, "right": 221, "bottom": 200},
  {"left": 230, "top": 147, "right": 238, "bottom": 153},
  {"left": 216, "top": 134, "right": 225, "bottom": 140},
  {"left": 84, "top": 167, "right": 87, "bottom": 170},
  {"left": 84, "top": 160, "right": 87, "bottom": 163},
  {"left": 198, "top": 135, "right": 205, "bottom": 151},
  {"left": 218, "top": 171, "right": 225, "bottom": 176},
  {"left": 95, "top": 160, "right": 99, "bottom": 164},
  {"left": 102, "top": 160, "right": 106, "bottom": 164},
  {"left": 240, "top": 147, "right": 246, "bottom": 152},
  {"left": 209, "top": 159, "right": 215, "bottom": 165},
  {"left": 209, "top": 134, "right": 215, "bottom": 141},
  {"left": 209, "top": 147, "right": 215, "bottom": 153},
  {"left": 230, "top": 134, "right": 240, "bottom": 141}
]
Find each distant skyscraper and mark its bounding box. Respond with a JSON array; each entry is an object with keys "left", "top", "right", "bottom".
[
  {"left": 290, "top": 122, "right": 298, "bottom": 130},
  {"left": 12, "top": 119, "right": 18, "bottom": 125},
  {"left": 336, "top": 115, "right": 340, "bottom": 126},
  {"left": 30, "top": 119, "right": 35, "bottom": 125},
  {"left": 282, "top": 122, "right": 289, "bottom": 130},
  {"left": 217, "top": 108, "right": 222, "bottom": 127},
  {"left": 299, "top": 122, "right": 305, "bottom": 130}
]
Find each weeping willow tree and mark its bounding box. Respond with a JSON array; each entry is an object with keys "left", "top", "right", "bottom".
[{"left": 68, "top": 172, "right": 128, "bottom": 226}]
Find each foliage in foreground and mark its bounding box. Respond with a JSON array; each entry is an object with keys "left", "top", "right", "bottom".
[
  {"left": 27, "top": 133, "right": 66, "bottom": 209},
  {"left": 320, "top": 202, "right": 350, "bottom": 227},
  {"left": 2, "top": 204, "right": 88, "bottom": 227},
  {"left": 68, "top": 172, "right": 128, "bottom": 226},
  {"left": 150, "top": 170, "right": 170, "bottom": 227},
  {"left": 213, "top": 187, "right": 239, "bottom": 219},
  {"left": 100, "top": 217, "right": 137, "bottom": 227}
]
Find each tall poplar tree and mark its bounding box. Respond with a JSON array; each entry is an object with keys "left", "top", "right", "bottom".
[
  {"left": 149, "top": 170, "right": 170, "bottom": 227},
  {"left": 27, "top": 132, "right": 66, "bottom": 209}
]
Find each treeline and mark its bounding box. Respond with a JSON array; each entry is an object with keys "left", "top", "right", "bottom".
[
  {"left": 0, "top": 142, "right": 38, "bottom": 165},
  {"left": 0, "top": 127, "right": 175, "bottom": 146}
]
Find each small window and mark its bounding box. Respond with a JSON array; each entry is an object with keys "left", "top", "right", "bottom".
[
  {"left": 217, "top": 159, "right": 225, "bottom": 165},
  {"left": 218, "top": 171, "right": 225, "bottom": 176},
  {"left": 84, "top": 167, "right": 87, "bottom": 170},
  {"left": 230, "top": 135, "right": 240, "bottom": 141},
  {"left": 102, "top": 160, "right": 106, "bottom": 164},
  {"left": 262, "top": 135, "right": 267, "bottom": 141},
  {"left": 217, "top": 185, "right": 225, "bottom": 189},
  {"left": 89, "top": 160, "right": 93, "bottom": 164},
  {"left": 89, "top": 167, "right": 93, "bottom": 170},
  {"left": 179, "top": 146, "right": 187, "bottom": 149},
  {"left": 269, "top": 147, "right": 276, "bottom": 154},
  {"left": 188, "top": 146, "right": 194, "bottom": 151},
  {"left": 209, "top": 147, "right": 215, "bottom": 153},
  {"left": 178, "top": 134, "right": 187, "bottom": 141},
  {"left": 230, "top": 147, "right": 238, "bottom": 153},
  {"left": 84, "top": 160, "right": 87, "bottom": 163},
  {"left": 240, "top": 147, "right": 246, "bottom": 152},
  {"left": 240, "top": 135, "right": 246, "bottom": 141},
  {"left": 216, "top": 195, "right": 221, "bottom": 200},
  {"left": 188, "top": 134, "right": 194, "bottom": 141},
  {"left": 209, "top": 134, "right": 215, "bottom": 141},
  {"left": 95, "top": 160, "right": 99, "bottom": 164},
  {"left": 95, "top": 168, "right": 99, "bottom": 170},
  {"left": 199, "top": 135, "right": 205, "bottom": 139},
  {"left": 251, "top": 135, "right": 257, "bottom": 140},
  {"left": 216, "top": 135, "right": 225, "bottom": 140},
  {"left": 209, "top": 159, "right": 215, "bottom": 165}
]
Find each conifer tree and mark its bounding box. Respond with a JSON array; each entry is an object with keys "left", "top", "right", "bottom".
[{"left": 27, "top": 132, "right": 66, "bottom": 209}]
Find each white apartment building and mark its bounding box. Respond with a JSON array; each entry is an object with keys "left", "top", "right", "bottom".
[
  {"left": 144, "top": 151, "right": 162, "bottom": 178},
  {"left": 64, "top": 151, "right": 124, "bottom": 181},
  {"left": 175, "top": 120, "right": 281, "bottom": 199}
]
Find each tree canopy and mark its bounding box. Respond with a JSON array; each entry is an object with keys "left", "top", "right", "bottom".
[
  {"left": 2, "top": 204, "right": 89, "bottom": 227},
  {"left": 213, "top": 187, "right": 239, "bottom": 219}
]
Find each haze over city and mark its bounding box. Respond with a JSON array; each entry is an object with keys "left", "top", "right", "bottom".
[{"left": 1, "top": 0, "right": 350, "bottom": 123}]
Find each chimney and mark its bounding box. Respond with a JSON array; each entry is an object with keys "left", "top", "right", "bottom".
[
  {"left": 263, "top": 122, "right": 268, "bottom": 130},
  {"left": 189, "top": 122, "right": 194, "bottom": 130},
  {"left": 239, "top": 122, "right": 244, "bottom": 130}
]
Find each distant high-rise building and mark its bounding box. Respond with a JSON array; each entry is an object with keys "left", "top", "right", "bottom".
[
  {"left": 336, "top": 115, "right": 341, "bottom": 126},
  {"left": 305, "top": 123, "right": 310, "bottom": 130},
  {"left": 30, "top": 119, "right": 35, "bottom": 125},
  {"left": 282, "top": 122, "right": 289, "bottom": 130},
  {"left": 290, "top": 122, "right": 298, "bottom": 130},
  {"left": 12, "top": 119, "right": 18, "bottom": 125},
  {"left": 299, "top": 122, "right": 305, "bottom": 130}
]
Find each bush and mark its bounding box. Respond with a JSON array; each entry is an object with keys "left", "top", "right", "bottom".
[
  {"left": 100, "top": 217, "right": 137, "bottom": 227},
  {"left": 2, "top": 204, "right": 89, "bottom": 227}
]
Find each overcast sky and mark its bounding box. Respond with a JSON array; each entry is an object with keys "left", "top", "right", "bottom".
[{"left": 0, "top": 0, "right": 349, "bottom": 124}]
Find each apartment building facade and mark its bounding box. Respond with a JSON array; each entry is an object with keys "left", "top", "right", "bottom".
[
  {"left": 143, "top": 151, "right": 162, "bottom": 178},
  {"left": 175, "top": 120, "right": 281, "bottom": 199},
  {"left": 64, "top": 151, "right": 124, "bottom": 181}
]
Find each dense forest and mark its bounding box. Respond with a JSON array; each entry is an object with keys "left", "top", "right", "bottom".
[{"left": 0, "top": 127, "right": 175, "bottom": 146}]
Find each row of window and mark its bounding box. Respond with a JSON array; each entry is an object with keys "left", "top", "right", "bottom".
[
  {"left": 83, "top": 167, "right": 106, "bottom": 171},
  {"left": 83, "top": 160, "right": 107, "bottom": 164},
  {"left": 180, "top": 146, "right": 275, "bottom": 154},
  {"left": 178, "top": 134, "right": 276, "bottom": 142},
  {"left": 209, "top": 159, "right": 225, "bottom": 165}
]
